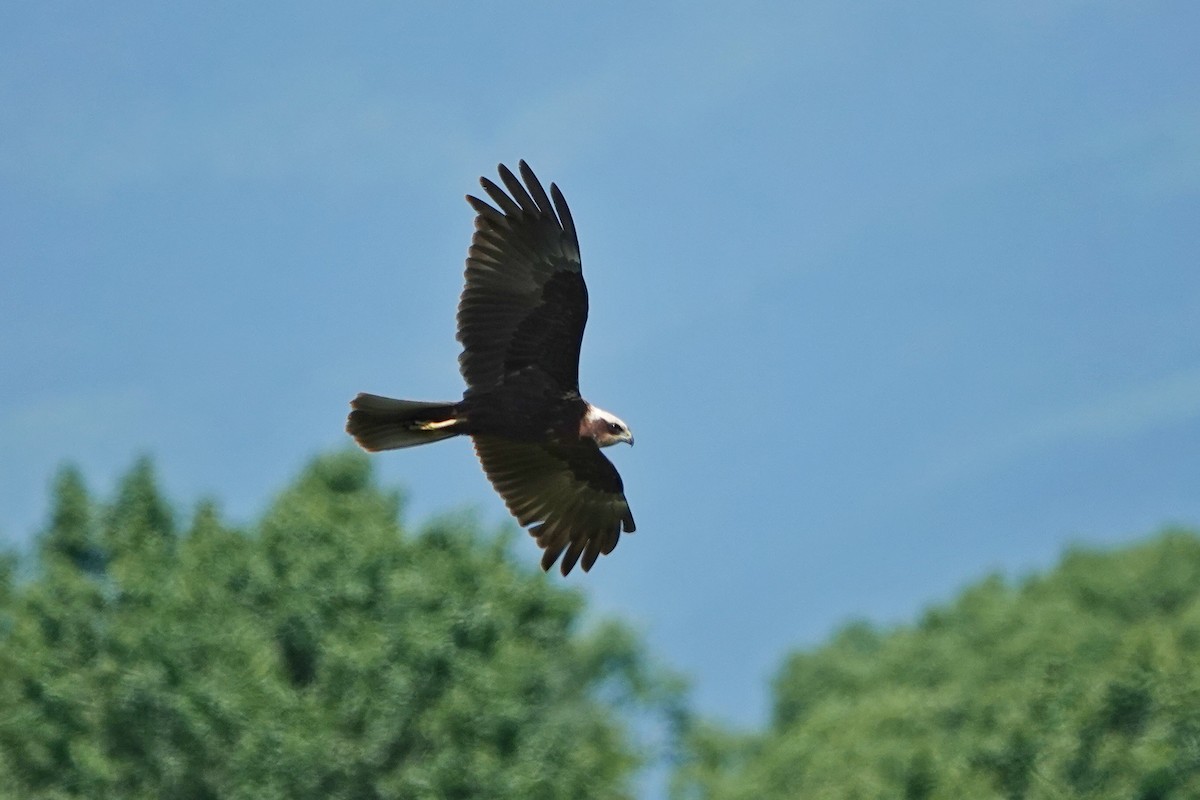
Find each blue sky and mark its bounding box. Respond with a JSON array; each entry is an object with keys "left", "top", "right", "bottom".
[{"left": 3, "top": 1, "right": 1199, "bottom": 732}]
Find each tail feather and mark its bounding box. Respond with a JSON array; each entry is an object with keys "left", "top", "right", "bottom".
[{"left": 346, "top": 394, "right": 463, "bottom": 451}]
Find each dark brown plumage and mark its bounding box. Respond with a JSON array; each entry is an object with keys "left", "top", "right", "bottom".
[{"left": 346, "top": 161, "right": 635, "bottom": 575}]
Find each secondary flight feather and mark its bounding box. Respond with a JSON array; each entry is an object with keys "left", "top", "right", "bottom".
[{"left": 346, "top": 161, "right": 635, "bottom": 575}]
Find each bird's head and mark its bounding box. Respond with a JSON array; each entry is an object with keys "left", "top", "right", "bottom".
[{"left": 582, "top": 404, "right": 634, "bottom": 448}]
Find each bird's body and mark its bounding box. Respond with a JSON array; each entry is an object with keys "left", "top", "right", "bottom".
[{"left": 346, "top": 162, "right": 635, "bottom": 575}]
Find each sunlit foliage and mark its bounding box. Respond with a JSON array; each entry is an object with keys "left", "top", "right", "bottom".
[
  {"left": 673, "top": 531, "right": 1200, "bottom": 800},
  {"left": 0, "top": 452, "right": 675, "bottom": 800}
]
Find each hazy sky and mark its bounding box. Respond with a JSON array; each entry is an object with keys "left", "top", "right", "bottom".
[{"left": 3, "top": 1, "right": 1199, "bottom": 730}]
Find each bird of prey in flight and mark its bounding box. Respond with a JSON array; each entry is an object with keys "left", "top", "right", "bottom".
[{"left": 346, "top": 161, "right": 635, "bottom": 575}]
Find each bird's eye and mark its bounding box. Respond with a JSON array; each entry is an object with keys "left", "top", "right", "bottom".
[{"left": 607, "top": 422, "right": 622, "bottom": 433}]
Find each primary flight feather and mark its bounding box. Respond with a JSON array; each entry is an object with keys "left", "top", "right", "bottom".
[{"left": 346, "top": 161, "right": 635, "bottom": 575}]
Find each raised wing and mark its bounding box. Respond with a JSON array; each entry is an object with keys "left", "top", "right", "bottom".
[
  {"left": 472, "top": 435, "right": 636, "bottom": 575},
  {"left": 457, "top": 161, "right": 588, "bottom": 393}
]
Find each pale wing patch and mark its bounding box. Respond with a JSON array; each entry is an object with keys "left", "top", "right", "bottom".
[{"left": 416, "top": 418, "right": 459, "bottom": 431}]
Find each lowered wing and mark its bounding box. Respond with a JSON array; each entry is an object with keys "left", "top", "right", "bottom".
[{"left": 472, "top": 435, "right": 635, "bottom": 575}]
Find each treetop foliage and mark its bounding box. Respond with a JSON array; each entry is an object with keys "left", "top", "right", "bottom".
[
  {"left": 0, "top": 451, "right": 677, "bottom": 800},
  {"left": 4, "top": 451, "right": 1198, "bottom": 799},
  {"left": 673, "top": 531, "right": 1200, "bottom": 800}
]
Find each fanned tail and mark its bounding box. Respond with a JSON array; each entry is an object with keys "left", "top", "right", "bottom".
[{"left": 346, "top": 394, "right": 464, "bottom": 451}]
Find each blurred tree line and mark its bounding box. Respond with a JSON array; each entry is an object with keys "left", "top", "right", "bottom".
[
  {"left": 673, "top": 532, "right": 1200, "bottom": 800},
  {"left": 2, "top": 453, "right": 1199, "bottom": 799},
  {"left": 0, "top": 452, "right": 680, "bottom": 799}
]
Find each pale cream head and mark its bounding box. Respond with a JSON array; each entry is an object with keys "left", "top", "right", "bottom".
[{"left": 581, "top": 404, "right": 634, "bottom": 448}]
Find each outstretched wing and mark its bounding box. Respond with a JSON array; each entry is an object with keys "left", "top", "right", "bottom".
[
  {"left": 457, "top": 161, "right": 588, "bottom": 393},
  {"left": 473, "top": 435, "right": 635, "bottom": 575}
]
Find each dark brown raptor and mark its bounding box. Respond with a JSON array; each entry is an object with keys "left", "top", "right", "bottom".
[{"left": 346, "top": 161, "right": 635, "bottom": 575}]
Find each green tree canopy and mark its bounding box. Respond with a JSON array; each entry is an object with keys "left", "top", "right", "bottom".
[
  {"left": 0, "top": 451, "right": 676, "bottom": 800},
  {"left": 7, "top": 453, "right": 1199, "bottom": 800},
  {"left": 673, "top": 531, "right": 1200, "bottom": 800}
]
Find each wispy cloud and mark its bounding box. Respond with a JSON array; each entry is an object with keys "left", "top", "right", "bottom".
[
  {"left": 0, "top": 63, "right": 463, "bottom": 199},
  {"left": 898, "top": 365, "right": 1200, "bottom": 499},
  {"left": 472, "top": 10, "right": 823, "bottom": 169},
  {"left": 1028, "top": 366, "right": 1200, "bottom": 442}
]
